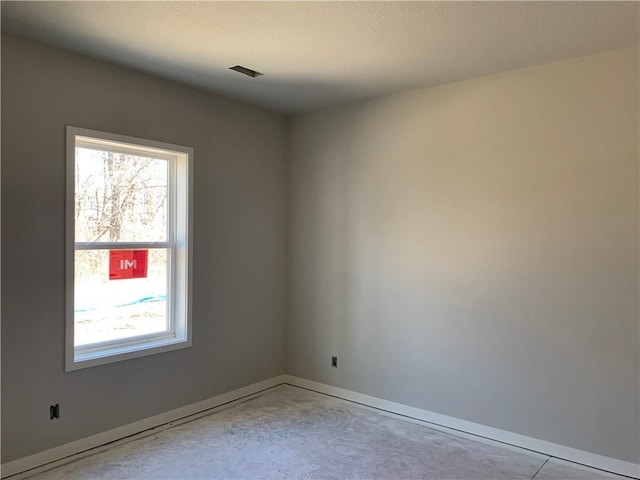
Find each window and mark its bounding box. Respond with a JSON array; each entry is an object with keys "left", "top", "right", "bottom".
[{"left": 66, "top": 127, "right": 192, "bottom": 371}]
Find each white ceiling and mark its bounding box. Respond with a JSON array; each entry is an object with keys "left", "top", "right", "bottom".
[{"left": 2, "top": 1, "right": 638, "bottom": 114}]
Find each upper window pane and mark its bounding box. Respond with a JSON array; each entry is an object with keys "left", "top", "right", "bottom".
[{"left": 75, "top": 147, "right": 168, "bottom": 242}]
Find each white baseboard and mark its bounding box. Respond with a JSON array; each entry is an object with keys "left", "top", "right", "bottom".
[
  {"left": 4, "top": 374, "right": 638, "bottom": 479},
  {"left": 284, "top": 375, "right": 640, "bottom": 479},
  {"left": 1, "top": 375, "right": 286, "bottom": 479}
]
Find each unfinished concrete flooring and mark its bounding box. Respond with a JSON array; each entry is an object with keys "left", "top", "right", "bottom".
[{"left": 25, "top": 386, "right": 626, "bottom": 480}]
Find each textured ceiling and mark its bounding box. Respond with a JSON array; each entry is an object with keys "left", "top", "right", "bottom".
[{"left": 2, "top": 1, "right": 638, "bottom": 114}]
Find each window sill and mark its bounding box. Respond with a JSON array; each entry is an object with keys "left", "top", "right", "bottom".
[{"left": 67, "top": 335, "right": 191, "bottom": 372}]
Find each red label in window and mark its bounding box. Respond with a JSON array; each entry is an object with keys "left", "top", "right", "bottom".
[{"left": 109, "top": 250, "right": 148, "bottom": 280}]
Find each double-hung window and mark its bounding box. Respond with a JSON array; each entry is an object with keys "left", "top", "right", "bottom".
[{"left": 66, "top": 127, "right": 192, "bottom": 371}]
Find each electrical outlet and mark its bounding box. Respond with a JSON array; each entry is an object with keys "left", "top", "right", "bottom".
[
  {"left": 50, "top": 404, "right": 60, "bottom": 420},
  {"left": 331, "top": 356, "right": 338, "bottom": 368}
]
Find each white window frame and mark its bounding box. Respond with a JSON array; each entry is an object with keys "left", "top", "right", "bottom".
[{"left": 66, "top": 126, "right": 193, "bottom": 371}]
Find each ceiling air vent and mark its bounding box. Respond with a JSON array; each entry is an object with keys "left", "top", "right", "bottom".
[{"left": 229, "top": 65, "right": 264, "bottom": 78}]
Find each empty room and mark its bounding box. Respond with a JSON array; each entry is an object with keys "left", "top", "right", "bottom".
[{"left": 1, "top": 1, "right": 639, "bottom": 479}]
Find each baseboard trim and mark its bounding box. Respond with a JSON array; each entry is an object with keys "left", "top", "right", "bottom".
[
  {"left": 1, "top": 375, "right": 286, "bottom": 479},
  {"left": 284, "top": 375, "right": 640, "bottom": 479},
  {"left": 4, "top": 374, "right": 638, "bottom": 479}
]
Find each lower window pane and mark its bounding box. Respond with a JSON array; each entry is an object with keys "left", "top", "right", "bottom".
[{"left": 74, "top": 248, "right": 169, "bottom": 347}]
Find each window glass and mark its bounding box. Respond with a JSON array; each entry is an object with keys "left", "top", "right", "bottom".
[
  {"left": 74, "top": 147, "right": 168, "bottom": 243},
  {"left": 74, "top": 249, "right": 169, "bottom": 346}
]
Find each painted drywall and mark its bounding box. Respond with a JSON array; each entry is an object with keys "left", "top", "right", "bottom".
[
  {"left": 286, "top": 47, "right": 640, "bottom": 464},
  {"left": 1, "top": 34, "right": 286, "bottom": 462}
]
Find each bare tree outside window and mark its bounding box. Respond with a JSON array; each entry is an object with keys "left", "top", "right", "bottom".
[{"left": 75, "top": 149, "right": 168, "bottom": 244}]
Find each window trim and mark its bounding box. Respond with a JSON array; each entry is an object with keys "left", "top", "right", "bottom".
[{"left": 65, "top": 126, "right": 193, "bottom": 372}]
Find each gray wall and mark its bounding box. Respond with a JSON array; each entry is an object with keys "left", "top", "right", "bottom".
[
  {"left": 286, "top": 47, "right": 640, "bottom": 463},
  {"left": 1, "top": 35, "right": 286, "bottom": 462}
]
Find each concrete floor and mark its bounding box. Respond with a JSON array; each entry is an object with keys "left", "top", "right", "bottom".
[{"left": 25, "top": 385, "right": 627, "bottom": 480}]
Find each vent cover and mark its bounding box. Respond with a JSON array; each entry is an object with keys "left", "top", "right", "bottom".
[{"left": 229, "top": 65, "right": 264, "bottom": 78}]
